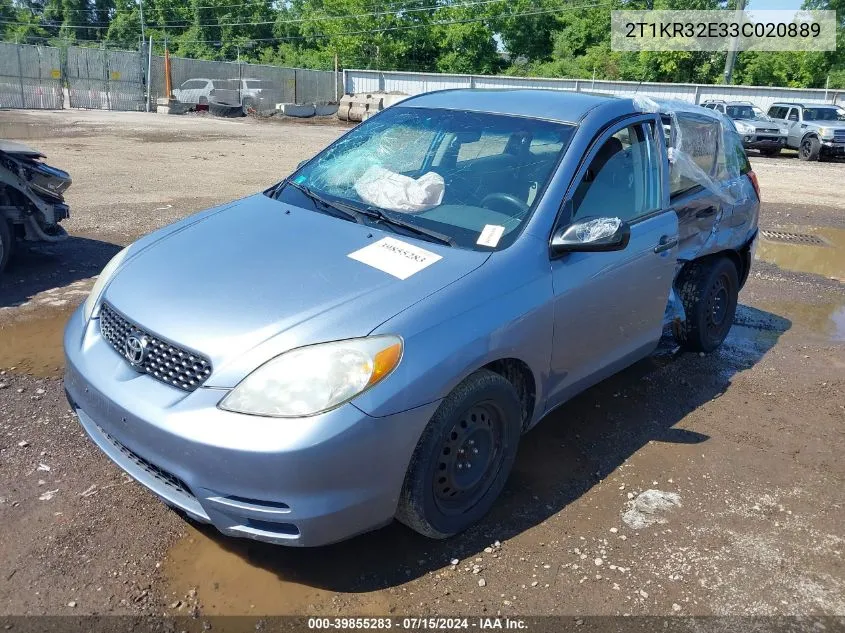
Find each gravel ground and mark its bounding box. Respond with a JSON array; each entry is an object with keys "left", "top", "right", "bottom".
[{"left": 0, "top": 109, "right": 842, "bottom": 618}]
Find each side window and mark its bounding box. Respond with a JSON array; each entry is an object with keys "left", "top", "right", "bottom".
[
  {"left": 571, "top": 123, "right": 660, "bottom": 223},
  {"left": 717, "top": 105, "right": 725, "bottom": 113},
  {"left": 669, "top": 114, "right": 721, "bottom": 199},
  {"left": 787, "top": 108, "right": 799, "bottom": 122}
]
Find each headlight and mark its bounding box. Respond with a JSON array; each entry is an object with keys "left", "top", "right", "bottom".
[
  {"left": 735, "top": 121, "right": 754, "bottom": 134},
  {"left": 219, "top": 336, "right": 403, "bottom": 417},
  {"left": 818, "top": 127, "right": 833, "bottom": 139},
  {"left": 82, "top": 246, "right": 130, "bottom": 321}
]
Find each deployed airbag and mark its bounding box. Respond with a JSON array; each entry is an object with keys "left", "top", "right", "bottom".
[{"left": 355, "top": 166, "right": 445, "bottom": 213}]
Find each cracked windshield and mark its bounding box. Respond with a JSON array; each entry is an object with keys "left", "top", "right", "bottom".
[{"left": 279, "top": 107, "right": 574, "bottom": 250}]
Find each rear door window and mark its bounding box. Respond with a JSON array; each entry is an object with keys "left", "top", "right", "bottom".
[{"left": 669, "top": 114, "right": 721, "bottom": 199}]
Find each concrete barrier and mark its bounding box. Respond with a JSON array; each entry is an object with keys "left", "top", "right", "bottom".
[{"left": 336, "top": 92, "right": 408, "bottom": 121}]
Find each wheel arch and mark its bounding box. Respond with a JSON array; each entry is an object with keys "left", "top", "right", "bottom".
[
  {"left": 678, "top": 248, "right": 745, "bottom": 291},
  {"left": 481, "top": 358, "right": 537, "bottom": 431}
]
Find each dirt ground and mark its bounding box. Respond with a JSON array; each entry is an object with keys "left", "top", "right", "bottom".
[{"left": 0, "top": 109, "right": 843, "bottom": 619}]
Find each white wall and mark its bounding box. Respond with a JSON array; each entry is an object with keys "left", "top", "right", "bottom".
[{"left": 345, "top": 69, "right": 843, "bottom": 110}]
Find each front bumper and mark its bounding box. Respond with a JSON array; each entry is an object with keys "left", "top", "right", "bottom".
[
  {"left": 821, "top": 140, "right": 845, "bottom": 155},
  {"left": 63, "top": 306, "right": 438, "bottom": 546},
  {"left": 742, "top": 135, "right": 786, "bottom": 150}
]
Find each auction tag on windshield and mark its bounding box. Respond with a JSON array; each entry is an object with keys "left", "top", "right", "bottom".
[
  {"left": 477, "top": 224, "right": 505, "bottom": 248},
  {"left": 348, "top": 237, "right": 442, "bottom": 280}
]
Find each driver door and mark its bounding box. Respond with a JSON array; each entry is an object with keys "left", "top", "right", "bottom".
[{"left": 545, "top": 118, "right": 679, "bottom": 411}]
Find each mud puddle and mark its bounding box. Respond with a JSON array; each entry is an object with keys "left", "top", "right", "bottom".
[
  {"left": 756, "top": 227, "right": 845, "bottom": 282},
  {"left": 165, "top": 525, "right": 394, "bottom": 615},
  {"left": 0, "top": 307, "right": 73, "bottom": 377},
  {"left": 752, "top": 298, "right": 845, "bottom": 343}
]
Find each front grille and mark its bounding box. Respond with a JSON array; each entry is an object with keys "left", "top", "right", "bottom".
[
  {"left": 99, "top": 303, "right": 212, "bottom": 391},
  {"left": 761, "top": 128, "right": 780, "bottom": 134},
  {"left": 834, "top": 132, "right": 845, "bottom": 142},
  {"left": 97, "top": 422, "right": 194, "bottom": 498}
]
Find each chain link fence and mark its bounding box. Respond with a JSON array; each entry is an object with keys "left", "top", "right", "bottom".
[
  {"left": 66, "top": 46, "right": 145, "bottom": 111},
  {"left": 150, "top": 54, "right": 339, "bottom": 111},
  {"left": 0, "top": 42, "right": 63, "bottom": 109},
  {"left": 1, "top": 42, "right": 340, "bottom": 112}
]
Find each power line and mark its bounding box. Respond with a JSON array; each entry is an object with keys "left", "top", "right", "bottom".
[
  {"left": 8, "top": 2, "right": 611, "bottom": 44},
  {"left": 20, "top": 0, "right": 476, "bottom": 16},
  {"left": 4, "top": 0, "right": 582, "bottom": 30}
]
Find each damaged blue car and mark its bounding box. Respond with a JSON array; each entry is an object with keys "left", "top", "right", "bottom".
[{"left": 64, "top": 90, "right": 760, "bottom": 546}]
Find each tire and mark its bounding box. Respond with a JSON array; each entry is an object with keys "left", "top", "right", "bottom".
[
  {"left": 208, "top": 99, "right": 245, "bottom": 118},
  {"left": 799, "top": 136, "right": 820, "bottom": 161},
  {"left": 760, "top": 147, "right": 781, "bottom": 157},
  {"left": 396, "top": 369, "right": 522, "bottom": 539},
  {"left": 673, "top": 257, "right": 739, "bottom": 353},
  {"left": 0, "top": 219, "right": 12, "bottom": 274}
]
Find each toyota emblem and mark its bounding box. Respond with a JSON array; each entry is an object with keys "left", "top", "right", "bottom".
[{"left": 124, "top": 333, "right": 149, "bottom": 367}]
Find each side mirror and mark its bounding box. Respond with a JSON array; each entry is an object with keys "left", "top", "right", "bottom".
[{"left": 551, "top": 217, "right": 631, "bottom": 255}]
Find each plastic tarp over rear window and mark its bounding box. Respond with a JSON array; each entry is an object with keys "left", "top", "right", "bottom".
[{"left": 632, "top": 96, "right": 747, "bottom": 205}]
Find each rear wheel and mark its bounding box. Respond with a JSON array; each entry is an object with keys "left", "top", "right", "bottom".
[
  {"left": 799, "top": 136, "right": 820, "bottom": 161},
  {"left": 673, "top": 257, "right": 739, "bottom": 353},
  {"left": 396, "top": 369, "right": 522, "bottom": 539},
  {"left": 0, "top": 220, "right": 12, "bottom": 274}
]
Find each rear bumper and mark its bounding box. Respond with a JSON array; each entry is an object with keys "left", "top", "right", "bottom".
[{"left": 63, "top": 305, "right": 438, "bottom": 546}]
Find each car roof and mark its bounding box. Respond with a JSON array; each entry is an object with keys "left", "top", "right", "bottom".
[
  {"left": 770, "top": 102, "right": 840, "bottom": 108},
  {"left": 399, "top": 89, "right": 634, "bottom": 124},
  {"left": 703, "top": 100, "right": 753, "bottom": 105}
]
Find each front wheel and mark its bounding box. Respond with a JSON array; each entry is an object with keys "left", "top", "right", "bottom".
[
  {"left": 674, "top": 257, "right": 739, "bottom": 353},
  {"left": 799, "top": 136, "right": 821, "bottom": 161},
  {"left": 396, "top": 369, "right": 522, "bottom": 539}
]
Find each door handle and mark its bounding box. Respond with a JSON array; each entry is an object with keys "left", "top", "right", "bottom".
[
  {"left": 654, "top": 235, "right": 679, "bottom": 253},
  {"left": 696, "top": 206, "right": 717, "bottom": 219}
]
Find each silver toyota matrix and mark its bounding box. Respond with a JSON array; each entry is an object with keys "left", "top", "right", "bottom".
[{"left": 65, "top": 90, "right": 760, "bottom": 546}]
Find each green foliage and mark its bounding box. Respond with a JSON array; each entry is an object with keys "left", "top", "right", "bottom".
[{"left": 0, "top": 0, "right": 842, "bottom": 89}]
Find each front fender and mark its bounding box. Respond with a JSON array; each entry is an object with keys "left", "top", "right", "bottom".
[{"left": 354, "top": 236, "right": 555, "bottom": 425}]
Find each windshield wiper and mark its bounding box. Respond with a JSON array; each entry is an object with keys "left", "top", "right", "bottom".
[
  {"left": 355, "top": 206, "right": 455, "bottom": 247},
  {"left": 284, "top": 180, "right": 363, "bottom": 224},
  {"left": 284, "top": 180, "right": 453, "bottom": 247}
]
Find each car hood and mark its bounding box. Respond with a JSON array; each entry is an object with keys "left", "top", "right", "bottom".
[
  {"left": 736, "top": 118, "right": 781, "bottom": 131},
  {"left": 103, "top": 194, "right": 488, "bottom": 382}
]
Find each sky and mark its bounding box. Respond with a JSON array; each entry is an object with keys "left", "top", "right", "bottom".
[{"left": 747, "top": 0, "right": 804, "bottom": 10}]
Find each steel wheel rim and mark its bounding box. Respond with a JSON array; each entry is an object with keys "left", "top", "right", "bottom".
[
  {"left": 433, "top": 401, "right": 505, "bottom": 515},
  {"left": 705, "top": 273, "right": 731, "bottom": 336}
]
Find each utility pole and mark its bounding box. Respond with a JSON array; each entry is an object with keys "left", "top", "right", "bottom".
[
  {"left": 139, "top": 0, "right": 146, "bottom": 42},
  {"left": 722, "top": 0, "right": 746, "bottom": 85}
]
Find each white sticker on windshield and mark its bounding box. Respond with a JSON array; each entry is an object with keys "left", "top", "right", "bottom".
[
  {"left": 477, "top": 224, "right": 505, "bottom": 248},
  {"left": 348, "top": 237, "right": 442, "bottom": 280}
]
